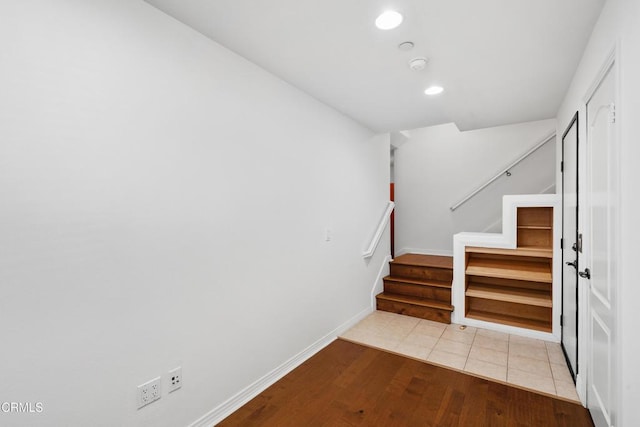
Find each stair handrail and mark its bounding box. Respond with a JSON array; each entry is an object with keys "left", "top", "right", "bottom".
[
  {"left": 363, "top": 201, "right": 395, "bottom": 259},
  {"left": 449, "top": 131, "right": 556, "bottom": 212}
]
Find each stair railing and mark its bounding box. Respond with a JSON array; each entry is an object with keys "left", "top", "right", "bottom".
[
  {"left": 449, "top": 132, "right": 556, "bottom": 212},
  {"left": 363, "top": 201, "right": 395, "bottom": 259}
]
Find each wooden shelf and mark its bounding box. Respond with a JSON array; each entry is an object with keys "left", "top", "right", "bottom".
[
  {"left": 465, "top": 246, "right": 552, "bottom": 258},
  {"left": 517, "top": 207, "right": 553, "bottom": 228},
  {"left": 517, "top": 245, "right": 553, "bottom": 252},
  {"left": 465, "top": 258, "right": 552, "bottom": 283},
  {"left": 466, "top": 309, "right": 552, "bottom": 332},
  {"left": 466, "top": 283, "right": 551, "bottom": 307},
  {"left": 464, "top": 206, "right": 554, "bottom": 333},
  {"left": 517, "top": 228, "right": 552, "bottom": 248},
  {"left": 517, "top": 207, "right": 553, "bottom": 249}
]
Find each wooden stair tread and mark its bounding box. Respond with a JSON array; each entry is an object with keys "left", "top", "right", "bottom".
[
  {"left": 466, "top": 309, "right": 551, "bottom": 332},
  {"left": 465, "top": 246, "right": 552, "bottom": 259},
  {"left": 378, "top": 254, "right": 454, "bottom": 324},
  {"left": 466, "top": 258, "right": 552, "bottom": 283},
  {"left": 466, "top": 283, "right": 552, "bottom": 307},
  {"left": 391, "top": 254, "right": 453, "bottom": 269},
  {"left": 376, "top": 293, "right": 453, "bottom": 311},
  {"left": 383, "top": 276, "right": 452, "bottom": 289}
]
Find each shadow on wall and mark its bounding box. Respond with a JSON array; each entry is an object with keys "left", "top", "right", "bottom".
[
  {"left": 450, "top": 139, "right": 556, "bottom": 235},
  {"left": 393, "top": 119, "right": 556, "bottom": 255}
]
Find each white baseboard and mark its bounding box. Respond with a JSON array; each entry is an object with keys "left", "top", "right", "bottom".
[
  {"left": 396, "top": 247, "right": 454, "bottom": 257},
  {"left": 188, "top": 306, "right": 373, "bottom": 427},
  {"left": 456, "top": 316, "right": 558, "bottom": 342},
  {"left": 576, "top": 373, "right": 587, "bottom": 406}
]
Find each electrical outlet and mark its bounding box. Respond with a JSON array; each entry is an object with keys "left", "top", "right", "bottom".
[
  {"left": 168, "top": 366, "right": 182, "bottom": 393},
  {"left": 137, "top": 377, "right": 161, "bottom": 409}
]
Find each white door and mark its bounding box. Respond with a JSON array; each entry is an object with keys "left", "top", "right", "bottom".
[
  {"left": 561, "top": 113, "right": 579, "bottom": 380},
  {"left": 585, "top": 61, "right": 617, "bottom": 427}
]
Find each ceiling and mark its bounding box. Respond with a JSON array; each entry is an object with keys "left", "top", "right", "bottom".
[{"left": 144, "top": 0, "right": 605, "bottom": 133}]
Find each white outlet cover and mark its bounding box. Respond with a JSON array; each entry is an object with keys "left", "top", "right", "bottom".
[
  {"left": 168, "top": 367, "right": 182, "bottom": 393},
  {"left": 137, "top": 377, "right": 161, "bottom": 409}
]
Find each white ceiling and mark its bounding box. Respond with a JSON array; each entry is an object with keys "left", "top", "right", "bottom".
[{"left": 144, "top": 0, "right": 605, "bottom": 133}]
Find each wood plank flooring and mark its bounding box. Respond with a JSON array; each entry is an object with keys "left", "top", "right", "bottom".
[{"left": 217, "top": 339, "right": 593, "bottom": 426}]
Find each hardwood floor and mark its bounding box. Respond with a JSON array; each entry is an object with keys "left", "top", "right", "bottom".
[{"left": 217, "top": 339, "right": 593, "bottom": 426}]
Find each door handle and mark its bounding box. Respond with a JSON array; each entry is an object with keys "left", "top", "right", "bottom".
[
  {"left": 579, "top": 268, "right": 591, "bottom": 279},
  {"left": 572, "top": 243, "right": 578, "bottom": 252},
  {"left": 566, "top": 260, "right": 577, "bottom": 269}
]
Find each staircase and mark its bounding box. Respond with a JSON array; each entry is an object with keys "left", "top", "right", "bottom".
[{"left": 376, "top": 254, "right": 454, "bottom": 323}]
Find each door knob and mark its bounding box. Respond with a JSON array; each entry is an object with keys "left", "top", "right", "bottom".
[{"left": 579, "top": 268, "right": 591, "bottom": 279}]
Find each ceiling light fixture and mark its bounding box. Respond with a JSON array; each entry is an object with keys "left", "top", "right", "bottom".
[
  {"left": 398, "top": 41, "right": 414, "bottom": 51},
  {"left": 424, "top": 86, "right": 444, "bottom": 95},
  {"left": 409, "top": 57, "right": 428, "bottom": 71},
  {"left": 375, "top": 10, "right": 403, "bottom": 30}
]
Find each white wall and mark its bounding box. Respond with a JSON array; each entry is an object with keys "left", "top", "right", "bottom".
[
  {"left": 0, "top": 1, "right": 389, "bottom": 426},
  {"left": 555, "top": 0, "right": 640, "bottom": 424},
  {"left": 394, "top": 119, "right": 556, "bottom": 255}
]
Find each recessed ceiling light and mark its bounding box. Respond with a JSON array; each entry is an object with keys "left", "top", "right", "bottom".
[
  {"left": 424, "top": 86, "right": 444, "bottom": 95},
  {"left": 375, "top": 10, "right": 403, "bottom": 30}
]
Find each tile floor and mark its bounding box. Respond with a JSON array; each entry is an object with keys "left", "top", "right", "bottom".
[{"left": 339, "top": 310, "right": 580, "bottom": 403}]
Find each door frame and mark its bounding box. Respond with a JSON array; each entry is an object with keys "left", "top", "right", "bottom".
[{"left": 560, "top": 111, "right": 579, "bottom": 381}]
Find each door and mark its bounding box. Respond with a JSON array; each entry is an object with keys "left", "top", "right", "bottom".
[
  {"left": 585, "top": 61, "right": 617, "bottom": 427},
  {"left": 561, "top": 112, "right": 579, "bottom": 380}
]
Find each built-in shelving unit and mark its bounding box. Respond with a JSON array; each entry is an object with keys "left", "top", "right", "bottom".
[{"left": 464, "top": 207, "right": 554, "bottom": 332}]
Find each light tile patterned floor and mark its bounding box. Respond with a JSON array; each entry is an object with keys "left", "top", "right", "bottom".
[{"left": 339, "top": 310, "right": 580, "bottom": 402}]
